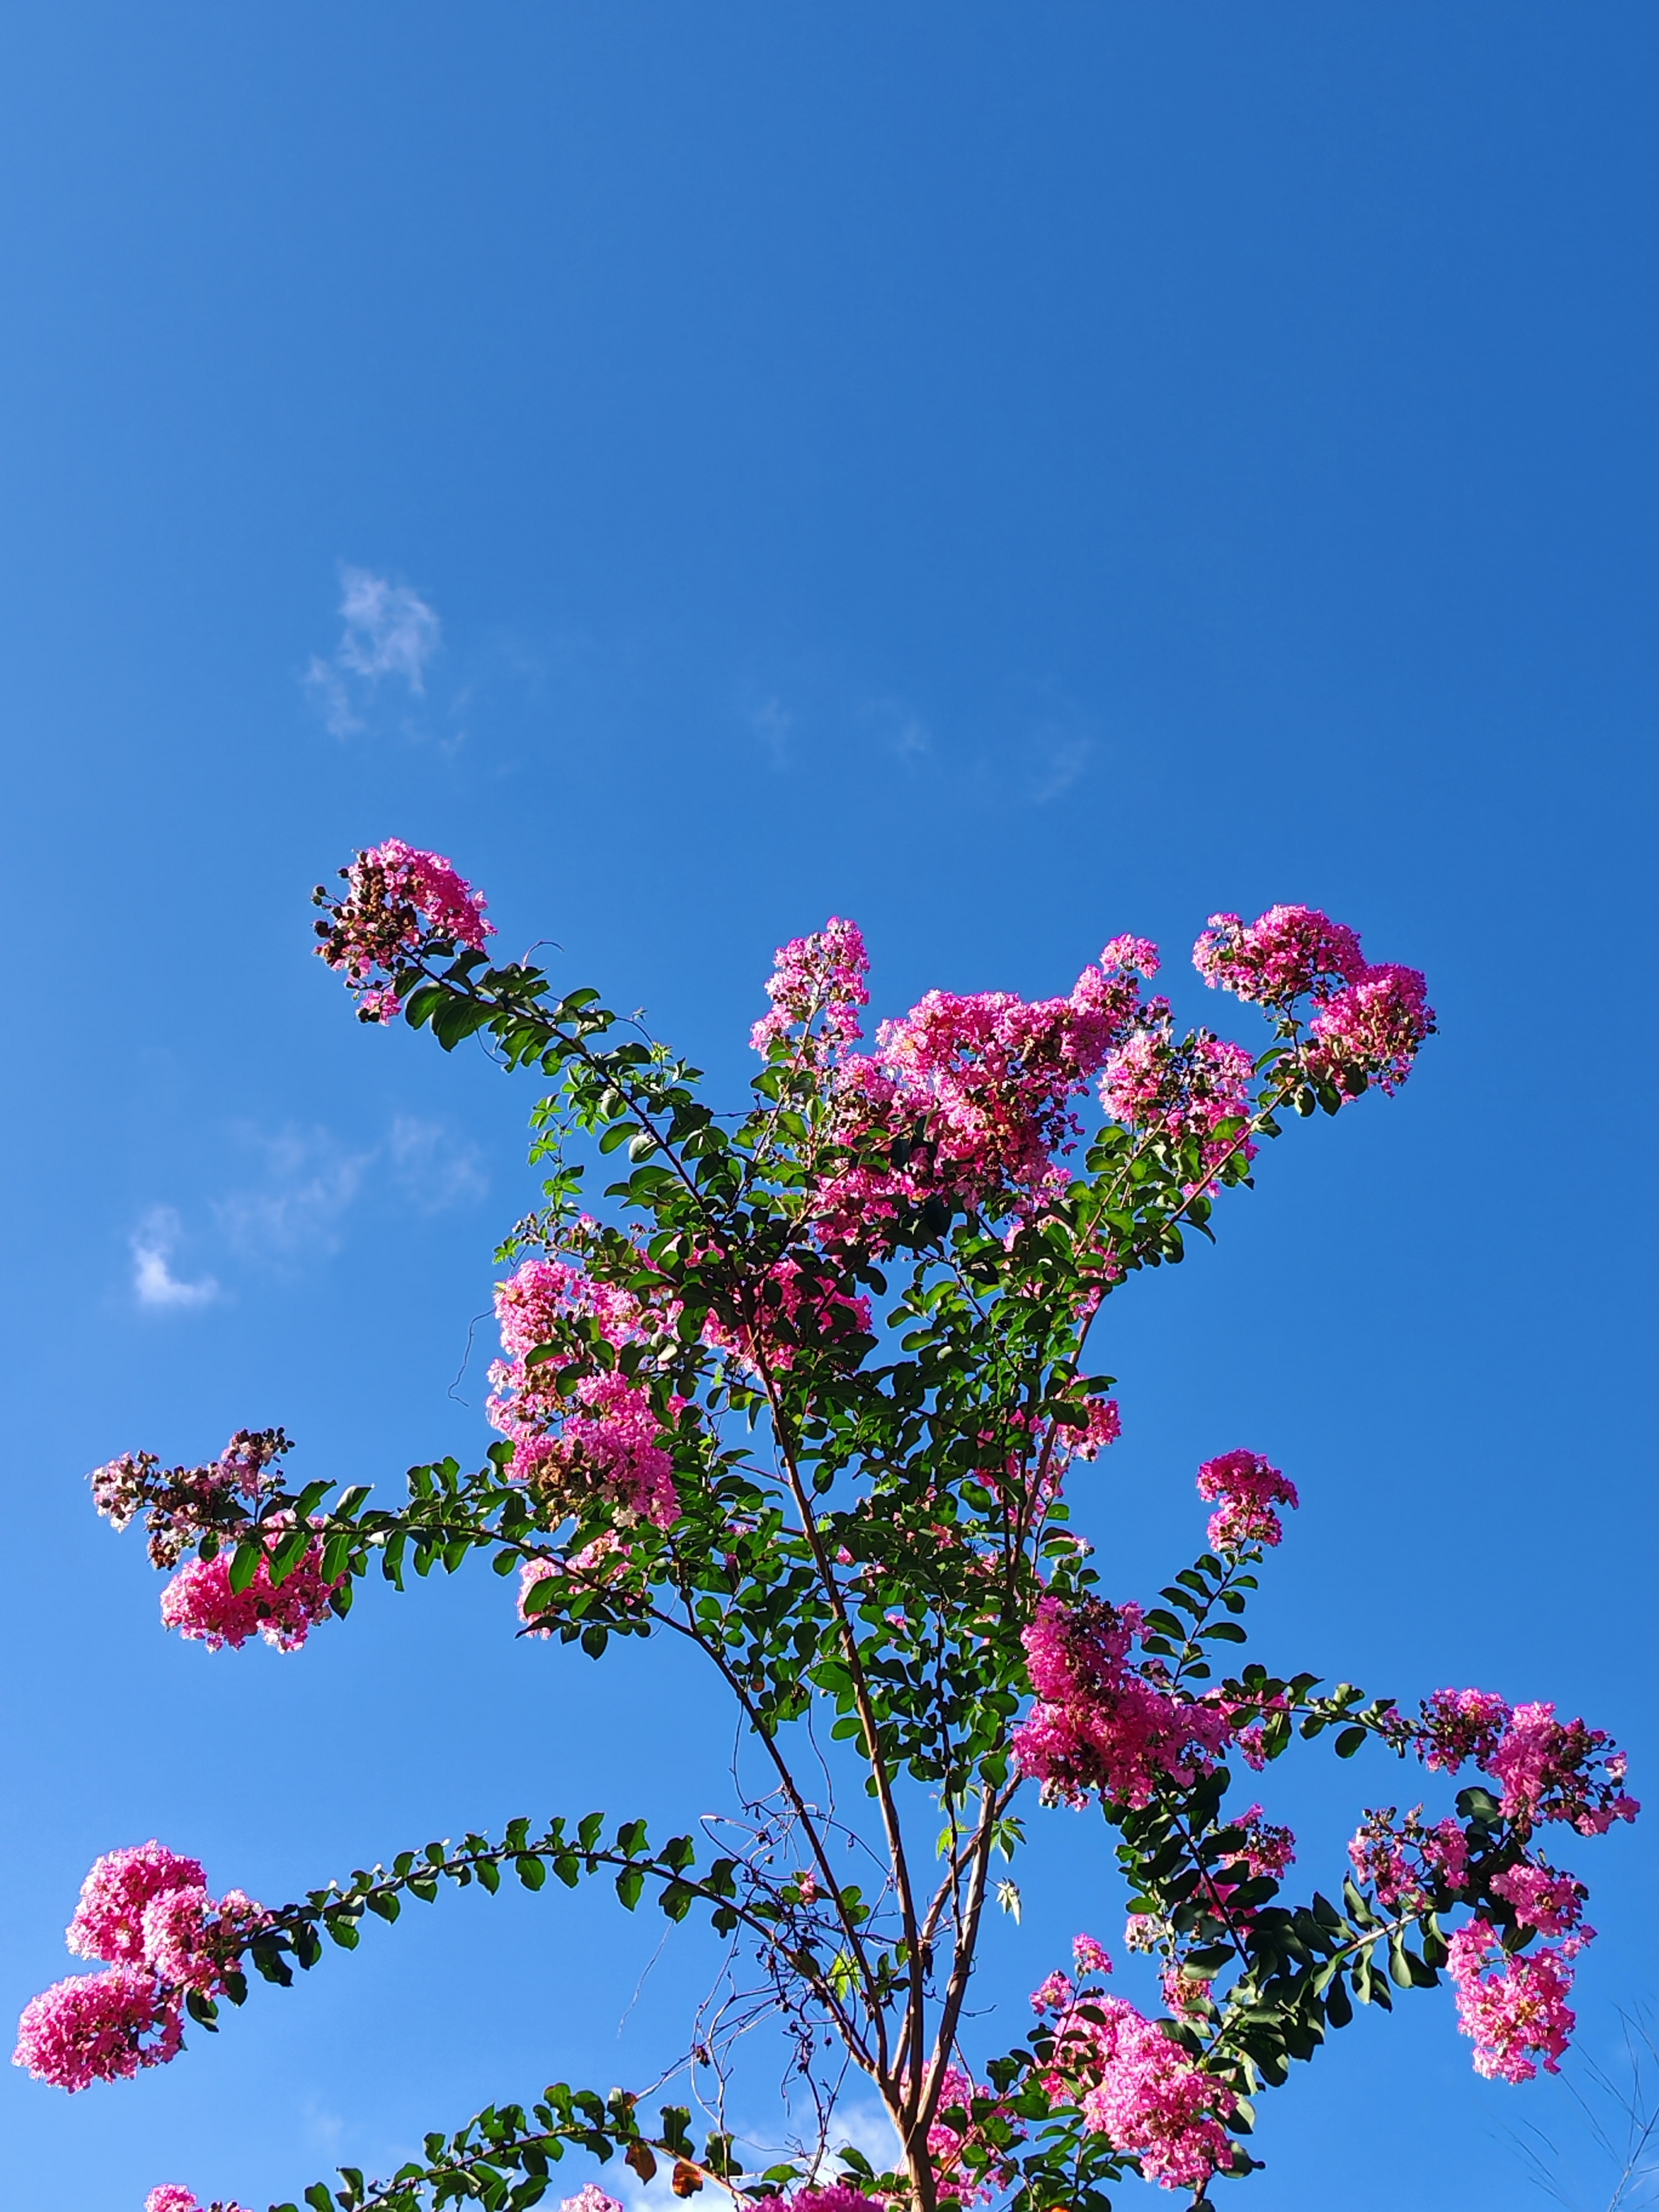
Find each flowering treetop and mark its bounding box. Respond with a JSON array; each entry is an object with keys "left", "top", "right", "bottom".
[{"left": 19, "top": 847, "right": 1636, "bottom": 2212}]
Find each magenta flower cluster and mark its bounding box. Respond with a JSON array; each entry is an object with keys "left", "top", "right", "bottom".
[
  {"left": 1194, "top": 1448, "right": 1298, "bottom": 1553},
  {"left": 159, "top": 1522, "right": 341, "bottom": 1653},
  {"left": 146, "top": 2188, "right": 251, "bottom": 2212},
  {"left": 1012, "top": 1594, "right": 1232, "bottom": 1809},
  {"left": 750, "top": 915, "right": 871, "bottom": 1060},
  {"left": 1445, "top": 1921, "right": 1580, "bottom": 2083},
  {"left": 14, "top": 1844, "right": 265, "bottom": 2093},
  {"left": 314, "top": 838, "right": 494, "bottom": 1023},
  {"left": 1194, "top": 902, "right": 1434, "bottom": 1097},
  {"left": 1033, "top": 1951, "right": 1236, "bottom": 2190},
  {"left": 489, "top": 1257, "right": 680, "bottom": 1528}
]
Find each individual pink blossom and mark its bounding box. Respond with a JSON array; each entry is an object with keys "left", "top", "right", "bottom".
[
  {"left": 1192, "top": 906, "right": 1366, "bottom": 1007},
  {"left": 314, "top": 839, "right": 493, "bottom": 1022},
  {"left": 1445, "top": 1919, "right": 1579, "bottom": 2082},
  {"left": 1073, "top": 1932, "right": 1113, "bottom": 1977},
  {"left": 751, "top": 917, "right": 870, "bottom": 1058},
  {"left": 1305, "top": 963, "right": 1435, "bottom": 1097},
  {"left": 559, "top": 2189, "right": 625, "bottom": 2212},
  {"left": 66, "top": 1843, "right": 207, "bottom": 1966},
  {"left": 1419, "top": 1688, "right": 1512, "bottom": 1773},
  {"left": 1491, "top": 1863, "right": 1586, "bottom": 1938},
  {"left": 1031, "top": 1969, "right": 1076, "bottom": 2013},
  {"left": 160, "top": 1527, "right": 341, "bottom": 1654},
  {"left": 1014, "top": 1596, "right": 1231, "bottom": 1809},
  {"left": 1195, "top": 1448, "right": 1298, "bottom": 1553},
  {"left": 12, "top": 1966, "right": 183, "bottom": 2091},
  {"left": 1046, "top": 1994, "right": 1235, "bottom": 2190},
  {"left": 1161, "top": 1961, "right": 1213, "bottom": 2019},
  {"left": 1487, "top": 1702, "right": 1639, "bottom": 1836}
]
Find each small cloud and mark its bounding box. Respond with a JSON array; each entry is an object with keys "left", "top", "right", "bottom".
[
  {"left": 305, "top": 564, "right": 441, "bottom": 737},
  {"left": 1031, "top": 737, "right": 1092, "bottom": 805},
  {"left": 215, "top": 1125, "right": 370, "bottom": 1261},
  {"left": 861, "top": 696, "right": 931, "bottom": 769},
  {"left": 131, "top": 1207, "right": 219, "bottom": 1311},
  {"left": 389, "top": 1115, "right": 487, "bottom": 1213},
  {"left": 751, "top": 696, "right": 793, "bottom": 769}
]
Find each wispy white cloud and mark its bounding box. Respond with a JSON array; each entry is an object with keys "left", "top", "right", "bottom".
[
  {"left": 131, "top": 1206, "right": 219, "bottom": 1311},
  {"left": 389, "top": 1115, "right": 488, "bottom": 1213},
  {"left": 305, "top": 565, "right": 442, "bottom": 737},
  {"left": 215, "top": 1125, "right": 372, "bottom": 1260},
  {"left": 1031, "top": 736, "right": 1093, "bottom": 805},
  {"left": 750, "top": 696, "right": 793, "bottom": 769}
]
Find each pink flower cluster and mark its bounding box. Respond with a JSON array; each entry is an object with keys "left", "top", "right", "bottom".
[
  {"left": 1195, "top": 1448, "right": 1298, "bottom": 1553},
  {"left": 702, "top": 1254, "right": 874, "bottom": 1374},
  {"left": 559, "top": 2189, "right": 625, "bottom": 2212},
  {"left": 14, "top": 1845, "right": 265, "bottom": 2092},
  {"left": 146, "top": 2188, "right": 251, "bottom": 2212},
  {"left": 1039, "top": 1977, "right": 1236, "bottom": 2191},
  {"left": 1098, "top": 1024, "right": 1258, "bottom": 1191},
  {"left": 1013, "top": 1596, "right": 1231, "bottom": 1809},
  {"left": 160, "top": 1522, "right": 342, "bottom": 1654},
  {"left": 314, "top": 838, "right": 494, "bottom": 1023},
  {"left": 489, "top": 1258, "right": 680, "bottom": 1528},
  {"left": 1229, "top": 1803, "right": 1297, "bottom": 1880},
  {"left": 804, "top": 936, "right": 1157, "bottom": 1239},
  {"left": 90, "top": 1427, "right": 290, "bottom": 1569},
  {"left": 1193, "top": 903, "right": 1434, "bottom": 1097},
  {"left": 751, "top": 917, "right": 870, "bottom": 1060},
  {"left": 922, "top": 2061, "right": 1011, "bottom": 2207},
  {"left": 1347, "top": 1808, "right": 1469, "bottom": 1912},
  {"left": 1414, "top": 1691, "right": 1638, "bottom": 1836},
  {"left": 1445, "top": 1920, "right": 1580, "bottom": 2083},
  {"left": 1489, "top": 1862, "right": 1586, "bottom": 1939},
  {"left": 787, "top": 2188, "right": 885, "bottom": 2212},
  {"left": 1418, "top": 1687, "right": 1511, "bottom": 1772}
]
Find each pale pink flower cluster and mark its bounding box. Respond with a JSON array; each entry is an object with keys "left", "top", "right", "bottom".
[
  {"left": 1445, "top": 1920, "right": 1580, "bottom": 2082},
  {"left": 1013, "top": 1596, "right": 1231, "bottom": 1809},
  {"left": 517, "top": 1533, "right": 633, "bottom": 1634},
  {"left": 751, "top": 917, "right": 870, "bottom": 1059},
  {"left": 160, "top": 1523, "right": 341, "bottom": 1654},
  {"left": 1194, "top": 1448, "right": 1298, "bottom": 1553},
  {"left": 1071, "top": 1401, "right": 1122, "bottom": 1460},
  {"left": 559, "top": 2188, "right": 625, "bottom": 2212},
  {"left": 314, "top": 838, "right": 494, "bottom": 1023},
  {"left": 1347, "top": 1808, "right": 1468, "bottom": 1912},
  {"left": 146, "top": 2188, "right": 251, "bottom": 2212},
  {"left": 1193, "top": 903, "right": 1434, "bottom": 1097},
  {"left": 90, "top": 1428, "right": 289, "bottom": 1569},
  {"left": 1073, "top": 1931, "right": 1113, "bottom": 1975},
  {"left": 14, "top": 1845, "right": 265, "bottom": 2092},
  {"left": 1490, "top": 1862, "right": 1587, "bottom": 1939},
  {"left": 489, "top": 1258, "right": 680, "bottom": 1528},
  {"left": 1040, "top": 1978, "right": 1236, "bottom": 2191}
]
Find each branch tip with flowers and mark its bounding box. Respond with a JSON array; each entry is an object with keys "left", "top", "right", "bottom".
[{"left": 23, "top": 849, "right": 1635, "bottom": 2212}]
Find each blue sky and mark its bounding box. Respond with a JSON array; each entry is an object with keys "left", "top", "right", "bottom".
[{"left": 2, "top": 5, "right": 1655, "bottom": 2207}]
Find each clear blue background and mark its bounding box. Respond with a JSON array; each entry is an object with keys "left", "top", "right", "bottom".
[{"left": 2, "top": 6, "right": 1653, "bottom": 2207}]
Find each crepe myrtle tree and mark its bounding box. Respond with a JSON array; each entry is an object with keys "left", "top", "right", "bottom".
[{"left": 19, "top": 842, "right": 1637, "bottom": 2212}]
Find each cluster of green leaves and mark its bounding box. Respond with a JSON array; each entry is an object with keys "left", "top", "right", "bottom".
[{"left": 277, "top": 2086, "right": 734, "bottom": 2212}]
